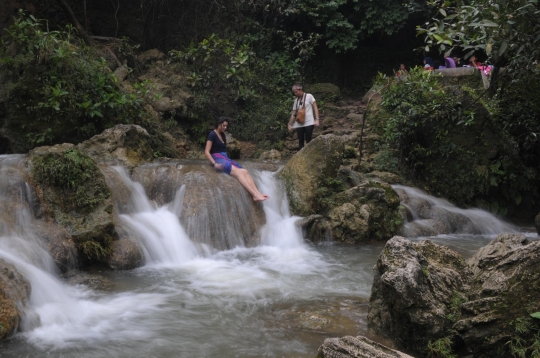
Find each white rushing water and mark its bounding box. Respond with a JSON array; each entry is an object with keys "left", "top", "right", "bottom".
[
  {"left": 1, "top": 161, "right": 377, "bottom": 357},
  {"left": 3, "top": 160, "right": 532, "bottom": 357}
]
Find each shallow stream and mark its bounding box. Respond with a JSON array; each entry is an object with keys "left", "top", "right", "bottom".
[{"left": 0, "top": 156, "right": 535, "bottom": 357}]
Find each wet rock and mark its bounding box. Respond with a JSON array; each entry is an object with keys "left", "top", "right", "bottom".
[
  {"left": 316, "top": 335, "right": 414, "bottom": 358},
  {"left": 280, "top": 134, "right": 344, "bottom": 216},
  {"left": 455, "top": 233, "right": 540, "bottom": 357},
  {"left": 327, "top": 181, "right": 401, "bottom": 242},
  {"left": 259, "top": 149, "right": 281, "bottom": 162},
  {"left": 0, "top": 259, "right": 31, "bottom": 339},
  {"left": 535, "top": 212, "right": 540, "bottom": 235},
  {"left": 108, "top": 237, "right": 144, "bottom": 270},
  {"left": 296, "top": 214, "right": 332, "bottom": 243},
  {"left": 31, "top": 221, "right": 77, "bottom": 272},
  {"left": 63, "top": 270, "right": 113, "bottom": 291},
  {"left": 28, "top": 144, "right": 116, "bottom": 267},
  {"left": 77, "top": 124, "right": 155, "bottom": 169},
  {"left": 127, "top": 161, "right": 266, "bottom": 250},
  {"left": 368, "top": 236, "right": 470, "bottom": 355}
]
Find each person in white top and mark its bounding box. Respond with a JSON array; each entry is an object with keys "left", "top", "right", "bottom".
[{"left": 287, "top": 83, "right": 320, "bottom": 149}]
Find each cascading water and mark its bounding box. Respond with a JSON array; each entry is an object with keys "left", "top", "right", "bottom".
[
  {"left": 0, "top": 160, "right": 380, "bottom": 358},
  {"left": 393, "top": 185, "right": 534, "bottom": 256}
]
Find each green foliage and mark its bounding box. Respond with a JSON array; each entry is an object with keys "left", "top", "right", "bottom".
[
  {"left": 507, "top": 317, "right": 540, "bottom": 358},
  {"left": 0, "top": 12, "right": 145, "bottom": 151},
  {"left": 427, "top": 336, "right": 457, "bottom": 358},
  {"left": 446, "top": 292, "right": 466, "bottom": 322},
  {"left": 418, "top": 0, "right": 540, "bottom": 82},
  {"left": 373, "top": 148, "right": 401, "bottom": 174},
  {"left": 32, "top": 148, "right": 110, "bottom": 212},
  {"left": 169, "top": 34, "right": 295, "bottom": 144},
  {"left": 241, "top": 0, "right": 427, "bottom": 53},
  {"left": 169, "top": 34, "right": 261, "bottom": 100}
]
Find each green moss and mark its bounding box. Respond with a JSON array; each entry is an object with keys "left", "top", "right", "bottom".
[
  {"left": 78, "top": 237, "right": 113, "bottom": 261},
  {"left": 32, "top": 148, "right": 110, "bottom": 212}
]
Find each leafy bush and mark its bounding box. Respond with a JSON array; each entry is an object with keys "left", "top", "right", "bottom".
[
  {"left": 372, "top": 67, "right": 539, "bottom": 216},
  {"left": 0, "top": 12, "right": 145, "bottom": 152}
]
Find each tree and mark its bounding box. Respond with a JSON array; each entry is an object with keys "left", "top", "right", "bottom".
[{"left": 417, "top": 0, "right": 540, "bottom": 86}]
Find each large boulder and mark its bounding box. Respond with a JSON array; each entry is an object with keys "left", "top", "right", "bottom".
[
  {"left": 327, "top": 181, "right": 401, "bottom": 242},
  {"left": 368, "top": 233, "right": 540, "bottom": 357},
  {"left": 28, "top": 144, "right": 116, "bottom": 266},
  {"left": 316, "top": 336, "right": 414, "bottom": 358},
  {"left": 454, "top": 234, "right": 540, "bottom": 357},
  {"left": 279, "top": 134, "right": 344, "bottom": 216},
  {"left": 77, "top": 124, "right": 157, "bottom": 169},
  {"left": 368, "top": 236, "right": 470, "bottom": 355},
  {"left": 0, "top": 259, "right": 31, "bottom": 339}
]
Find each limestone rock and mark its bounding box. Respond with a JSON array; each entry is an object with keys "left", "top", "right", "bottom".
[
  {"left": 63, "top": 270, "right": 113, "bottom": 290},
  {"left": 137, "top": 49, "right": 165, "bottom": 65},
  {"left": 0, "top": 259, "right": 31, "bottom": 339},
  {"left": 327, "top": 181, "right": 401, "bottom": 242},
  {"left": 225, "top": 132, "right": 241, "bottom": 159},
  {"left": 455, "top": 233, "right": 540, "bottom": 357},
  {"left": 368, "top": 236, "right": 470, "bottom": 355},
  {"left": 316, "top": 335, "right": 414, "bottom": 358},
  {"left": 279, "top": 134, "right": 344, "bottom": 216},
  {"left": 259, "top": 149, "right": 281, "bottom": 162},
  {"left": 31, "top": 221, "right": 77, "bottom": 272},
  {"left": 77, "top": 124, "right": 156, "bottom": 168},
  {"left": 108, "top": 237, "right": 144, "bottom": 270},
  {"left": 28, "top": 144, "right": 116, "bottom": 267},
  {"left": 114, "top": 65, "right": 130, "bottom": 82},
  {"left": 365, "top": 171, "right": 401, "bottom": 184}
]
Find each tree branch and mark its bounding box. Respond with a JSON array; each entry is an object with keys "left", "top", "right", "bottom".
[{"left": 56, "top": 0, "right": 93, "bottom": 45}]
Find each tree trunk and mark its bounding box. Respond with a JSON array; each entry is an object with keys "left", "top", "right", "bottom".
[{"left": 56, "top": 0, "right": 93, "bottom": 45}]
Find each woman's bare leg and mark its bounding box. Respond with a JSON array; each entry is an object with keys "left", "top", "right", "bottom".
[{"left": 230, "top": 167, "right": 269, "bottom": 201}]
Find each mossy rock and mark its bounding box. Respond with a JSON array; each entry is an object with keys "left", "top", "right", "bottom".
[
  {"left": 279, "top": 134, "right": 344, "bottom": 216},
  {"left": 28, "top": 144, "right": 116, "bottom": 266}
]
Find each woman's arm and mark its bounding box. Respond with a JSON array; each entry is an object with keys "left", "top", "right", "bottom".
[{"left": 204, "top": 140, "right": 216, "bottom": 166}]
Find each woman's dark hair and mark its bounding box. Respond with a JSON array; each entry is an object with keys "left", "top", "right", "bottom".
[{"left": 216, "top": 116, "right": 230, "bottom": 128}]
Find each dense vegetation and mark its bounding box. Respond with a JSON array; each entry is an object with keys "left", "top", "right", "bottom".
[
  {"left": 0, "top": 0, "right": 539, "bottom": 217},
  {"left": 0, "top": 13, "right": 147, "bottom": 152}
]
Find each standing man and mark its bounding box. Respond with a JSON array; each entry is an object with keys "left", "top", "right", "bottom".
[{"left": 288, "top": 83, "right": 320, "bottom": 150}]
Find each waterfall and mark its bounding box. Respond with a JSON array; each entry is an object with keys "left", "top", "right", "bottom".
[
  {"left": 394, "top": 185, "right": 520, "bottom": 238},
  {"left": 109, "top": 166, "right": 201, "bottom": 266}
]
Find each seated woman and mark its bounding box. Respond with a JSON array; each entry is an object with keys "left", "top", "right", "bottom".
[
  {"left": 468, "top": 55, "right": 482, "bottom": 68},
  {"left": 205, "top": 117, "right": 269, "bottom": 202},
  {"left": 395, "top": 63, "right": 408, "bottom": 76}
]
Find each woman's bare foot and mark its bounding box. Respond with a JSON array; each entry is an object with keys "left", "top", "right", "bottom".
[{"left": 253, "top": 195, "right": 269, "bottom": 202}]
